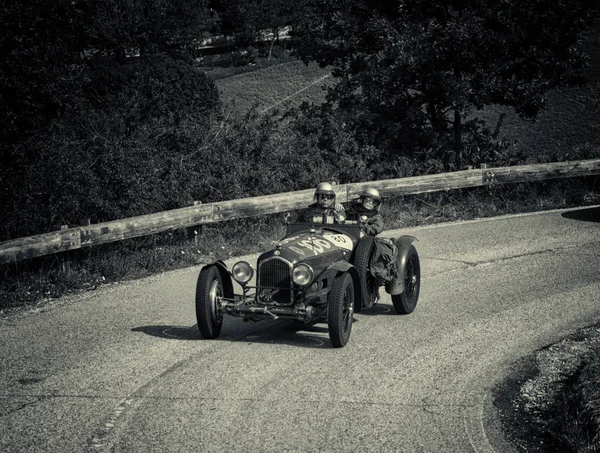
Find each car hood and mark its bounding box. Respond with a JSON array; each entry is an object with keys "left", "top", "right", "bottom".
[{"left": 259, "top": 230, "right": 356, "bottom": 265}]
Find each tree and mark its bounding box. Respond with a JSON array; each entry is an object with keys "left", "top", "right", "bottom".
[
  {"left": 0, "top": 1, "right": 221, "bottom": 239},
  {"left": 0, "top": 0, "right": 216, "bottom": 143},
  {"left": 211, "top": 0, "right": 302, "bottom": 48},
  {"left": 87, "top": 0, "right": 217, "bottom": 59},
  {"left": 0, "top": 1, "right": 89, "bottom": 143},
  {"left": 293, "top": 0, "right": 599, "bottom": 168}
]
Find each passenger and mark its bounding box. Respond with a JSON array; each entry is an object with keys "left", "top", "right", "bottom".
[
  {"left": 348, "top": 188, "right": 384, "bottom": 237},
  {"left": 350, "top": 188, "right": 393, "bottom": 321},
  {"left": 299, "top": 182, "right": 346, "bottom": 223}
]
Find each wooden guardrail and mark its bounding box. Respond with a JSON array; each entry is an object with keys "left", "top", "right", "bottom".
[{"left": 1, "top": 158, "right": 599, "bottom": 265}]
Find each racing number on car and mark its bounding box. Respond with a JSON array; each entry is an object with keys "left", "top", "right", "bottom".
[
  {"left": 323, "top": 234, "right": 353, "bottom": 251},
  {"left": 289, "top": 237, "right": 333, "bottom": 256}
]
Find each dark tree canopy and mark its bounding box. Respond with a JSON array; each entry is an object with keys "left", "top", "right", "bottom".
[
  {"left": 0, "top": 0, "right": 221, "bottom": 239},
  {"left": 210, "top": 0, "right": 301, "bottom": 45},
  {"left": 293, "top": 0, "right": 599, "bottom": 162},
  {"left": 88, "top": 0, "right": 216, "bottom": 58},
  {"left": 0, "top": 0, "right": 215, "bottom": 143}
]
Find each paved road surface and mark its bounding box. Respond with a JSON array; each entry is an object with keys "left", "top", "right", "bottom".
[{"left": 1, "top": 206, "right": 599, "bottom": 452}]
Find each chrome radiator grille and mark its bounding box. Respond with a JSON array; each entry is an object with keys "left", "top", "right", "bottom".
[{"left": 257, "top": 258, "right": 292, "bottom": 304}]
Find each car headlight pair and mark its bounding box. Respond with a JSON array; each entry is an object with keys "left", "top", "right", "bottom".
[{"left": 232, "top": 261, "right": 314, "bottom": 287}]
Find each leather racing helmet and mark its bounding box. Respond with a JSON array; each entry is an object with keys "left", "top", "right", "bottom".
[
  {"left": 359, "top": 187, "right": 381, "bottom": 210},
  {"left": 314, "top": 182, "right": 337, "bottom": 208},
  {"left": 314, "top": 182, "right": 336, "bottom": 198}
]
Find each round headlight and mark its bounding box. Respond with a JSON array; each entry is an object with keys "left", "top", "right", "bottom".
[
  {"left": 232, "top": 261, "right": 254, "bottom": 284},
  {"left": 292, "top": 264, "right": 314, "bottom": 287}
]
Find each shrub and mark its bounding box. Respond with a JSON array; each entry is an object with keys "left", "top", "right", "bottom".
[{"left": 0, "top": 54, "right": 221, "bottom": 240}]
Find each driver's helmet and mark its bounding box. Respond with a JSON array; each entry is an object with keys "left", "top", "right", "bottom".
[
  {"left": 314, "top": 182, "right": 337, "bottom": 208},
  {"left": 358, "top": 187, "right": 381, "bottom": 211}
]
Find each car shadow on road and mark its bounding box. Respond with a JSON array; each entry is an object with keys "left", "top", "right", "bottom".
[
  {"left": 561, "top": 206, "right": 600, "bottom": 223},
  {"left": 241, "top": 323, "right": 332, "bottom": 349},
  {"left": 132, "top": 322, "right": 333, "bottom": 349},
  {"left": 132, "top": 325, "right": 200, "bottom": 340},
  {"left": 357, "top": 303, "right": 397, "bottom": 316}
]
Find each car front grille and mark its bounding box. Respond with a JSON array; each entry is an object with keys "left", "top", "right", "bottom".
[{"left": 258, "top": 257, "right": 292, "bottom": 304}]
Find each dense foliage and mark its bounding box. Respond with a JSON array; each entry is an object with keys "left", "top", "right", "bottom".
[
  {"left": 209, "top": 0, "right": 301, "bottom": 45},
  {"left": 1, "top": 0, "right": 598, "bottom": 242},
  {"left": 0, "top": 1, "right": 220, "bottom": 240},
  {"left": 293, "top": 0, "right": 599, "bottom": 168}
]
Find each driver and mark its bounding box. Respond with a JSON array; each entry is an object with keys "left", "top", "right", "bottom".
[{"left": 299, "top": 182, "right": 346, "bottom": 223}]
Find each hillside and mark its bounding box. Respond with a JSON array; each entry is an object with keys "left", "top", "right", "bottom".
[
  {"left": 213, "top": 60, "right": 334, "bottom": 114},
  {"left": 209, "top": 28, "right": 600, "bottom": 160}
]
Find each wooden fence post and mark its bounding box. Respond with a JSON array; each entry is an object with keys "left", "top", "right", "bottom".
[
  {"left": 52, "top": 224, "right": 71, "bottom": 274},
  {"left": 481, "top": 163, "right": 496, "bottom": 185},
  {"left": 187, "top": 201, "right": 203, "bottom": 245}
]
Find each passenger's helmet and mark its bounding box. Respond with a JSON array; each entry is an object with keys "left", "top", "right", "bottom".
[{"left": 359, "top": 187, "right": 381, "bottom": 211}]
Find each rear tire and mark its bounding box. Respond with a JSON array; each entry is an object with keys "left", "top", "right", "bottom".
[
  {"left": 196, "top": 266, "right": 224, "bottom": 339},
  {"left": 391, "top": 245, "right": 420, "bottom": 315},
  {"left": 327, "top": 272, "right": 354, "bottom": 348}
]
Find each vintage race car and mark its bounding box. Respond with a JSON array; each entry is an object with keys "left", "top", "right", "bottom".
[{"left": 195, "top": 216, "right": 420, "bottom": 347}]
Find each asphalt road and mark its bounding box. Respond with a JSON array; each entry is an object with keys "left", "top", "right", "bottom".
[{"left": 1, "top": 206, "right": 599, "bottom": 452}]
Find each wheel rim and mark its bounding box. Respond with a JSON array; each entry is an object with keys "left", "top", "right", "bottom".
[
  {"left": 404, "top": 257, "right": 417, "bottom": 300},
  {"left": 209, "top": 279, "right": 223, "bottom": 325}
]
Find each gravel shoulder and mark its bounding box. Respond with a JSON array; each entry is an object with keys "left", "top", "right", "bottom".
[{"left": 494, "top": 321, "right": 600, "bottom": 452}]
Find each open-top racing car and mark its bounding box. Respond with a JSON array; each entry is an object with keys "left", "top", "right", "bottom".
[{"left": 195, "top": 214, "right": 420, "bottom": 347}]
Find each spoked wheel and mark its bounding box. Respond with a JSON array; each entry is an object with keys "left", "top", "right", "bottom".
[
  {"left": 352, "top": 237, "right": 378, "bottom": 311},
  {"left": 391, "top": 245, "right": 420, "bottom": 315},
  {"left": 327, "top": 272, "right": 355, "bottom": 348},
  {"left": 196, "top": 265, "right": 224, "bottom": 339}
]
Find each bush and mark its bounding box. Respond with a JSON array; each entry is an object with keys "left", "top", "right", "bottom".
[{"left": 0, "top": 54, "right": 221, "bottom": 240}]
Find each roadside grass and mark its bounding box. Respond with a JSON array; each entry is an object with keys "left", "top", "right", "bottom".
[{"left": 548, "top": 348, "right": 600, "bottom": 451}]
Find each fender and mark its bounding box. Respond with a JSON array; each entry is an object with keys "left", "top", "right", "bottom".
[
  {"left": 386, "top": 235, "right": 417, "bottom": 296},
  {"left": 321, "top": 262, "right": 361, "bottom": 307},
  {"left": 199, "top": 259, "right": 235, "bottom": 300}
]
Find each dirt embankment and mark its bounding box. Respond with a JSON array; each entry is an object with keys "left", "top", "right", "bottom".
[{"left": 495, "top": 322, "right": 600, "bottom": 452}]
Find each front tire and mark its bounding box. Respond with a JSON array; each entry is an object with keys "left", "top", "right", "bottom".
[
  {"left": 327, "top": 272, "right": 355, "bottom": 348},
  {"left": 196, "top": 265, "right": 224, "bottom": 339},
  {"left": 391, "top": 245, "right": 420, "bottom": 315}
]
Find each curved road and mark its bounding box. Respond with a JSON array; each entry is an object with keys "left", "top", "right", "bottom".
[{"left": 1, "top": 206, "right": 599, "bottom": 452}]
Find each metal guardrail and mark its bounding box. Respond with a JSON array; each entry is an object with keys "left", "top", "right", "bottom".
[{"left": 1, "top": 159, "right": 599, "bottom": 265}]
